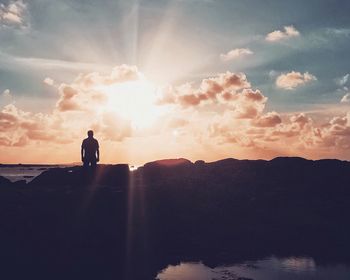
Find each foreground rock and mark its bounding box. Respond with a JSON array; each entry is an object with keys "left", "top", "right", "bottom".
[
  {"left": 29, "top": 164, "right": 129, "bottom": 187},
  {"left": 0, "top": 158, "right": 350, "bottom": 279}
]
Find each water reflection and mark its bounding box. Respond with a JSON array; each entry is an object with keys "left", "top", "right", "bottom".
[
  {"left": 280, "top": 257, "right": 316, "bottom": 272},
  {"left": 0, "top": 166, "right": 47, "bottom": 182},
  {"left": 157, "top": 257, "right": 350, "bottom": 280}
]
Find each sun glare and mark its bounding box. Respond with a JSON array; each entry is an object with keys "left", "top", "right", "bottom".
[{"left": 97, "top": 78, "right": 163, "bottom": 129}]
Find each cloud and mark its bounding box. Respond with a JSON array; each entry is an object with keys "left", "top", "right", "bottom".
[
  {"left": 316, "top": 113, "right": 350, "bottom": 149},
  {"left": 183, "top": 72, "right": 350, "bottom": 156},
  {"left": 158, "top": 71, "right": 251, "bottom": 107},
  {"left": 13, "top": 56, "right": 108, "bottom": 71},
  {"left": 2, "top": 89, "right": 11, "bottom": 98},
  {"left": 168, "top": 118, "right": 189, "bottom": 128},
  {"left": 336, "top": 74, "right": 349, "bottom": 87},
  {"left": 43, "top": 77, "right": 55, "bottom": 86},
  {"left": 0, "top": 0, "right": 28, "bottom": 28},
  {"left": 55, "top": 64, "right": 141, "bottom": 112},
  {"left": 0, "top": 98, "right": 131, "bottom": 148},
  {"left": 71, "top": 64, "right": 141, "bottom": 89},
  {"left": 0, "top": 65, "right": 144, "bottom": 148},
  {"left": 3, "top": 65, "right": 350, "bottom": 162},
  {"left": 252, "top": 111, "right": 282, "bottom": 127},
  {"left": 266, "top": 25, "right": 300, "bottom": 42},
  {"left": 266, "top": 111, "right": 350, "bottom": 151},
  {"left": 290, "top": 113, "right": 311, "bottom": 129},
  {"left": 341, "top": 93, "right": 350, "bottom": 103},
  {"left": 56, "top": 85, "right": 81, "bottom": 112},
  {"left": 220, "top": 48, "right": 253, "bottom": 61},
  {"left": 268, "top": 70, "right": 279, "bottom": 78},
  {"left": 276, "top": 71, "right": 317, "bottom": 90},
  {"left": 233, "top": 89, "right": 267, "bottom": 119},
  {"left": 0, "top": 103, "right": 69, "bottom": 146},
  {"left": 91, "top": 111, "right": 132, "bottom": 142},
  {"left": 326, "top": 28, "right": 350, "bottom": 37}
]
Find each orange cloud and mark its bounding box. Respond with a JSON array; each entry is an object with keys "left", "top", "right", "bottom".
[
  {"left": 252, "top": 112, "right": 282, "bottom": 127},
  {"left": 167, "top": 118, "right": 189, "bottom": 128},
  {"left": 56, "top": 85, "right": 82, "bottom": 111},
  {"left": 0, "top": 104, "right": 70, "bottom": 146},
  {"left": 159, "top": 72, "right": 251, "bottom": 108},
  {"left": 156, "top": 71, "right": 350, "bottom": 157},
  {"left": 0, "top": 65, "right": 143, "bottom": 151},
  {"left": 55, "top": 64, "right": 141, "bottom": 112},
  {"left": 2, "top": 65, "right": 350, "bottom": 163},
  {"left": 91, "top": 111, "right": 132, "bottom": 142}
]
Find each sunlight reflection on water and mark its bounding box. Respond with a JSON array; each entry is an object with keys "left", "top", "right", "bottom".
[
  {"left": 157, "top": 257, "right": 350, "bottom": 280},
  {"left": 129, "top": 165, "right": 138, "bottom": 171},
  {"left": 0, "top": 167, "right": 48, "bottom": 182}
]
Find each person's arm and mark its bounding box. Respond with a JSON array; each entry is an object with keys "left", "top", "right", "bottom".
[
  {"left": 96, "top": 141, "right": 100, "bottom": 162},
  {"left": 81, "top": 142, "right": 84, "bottom": 162}
]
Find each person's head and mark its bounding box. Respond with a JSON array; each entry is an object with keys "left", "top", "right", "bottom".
[{"left": 87, "top": 130, "right": 94, "bottom": 138}]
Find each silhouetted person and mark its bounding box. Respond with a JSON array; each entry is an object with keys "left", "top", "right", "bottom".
[{"left": 81, "top": 130, "right": 100, "bottom": 168}]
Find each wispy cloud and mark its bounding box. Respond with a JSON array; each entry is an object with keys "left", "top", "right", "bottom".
[
  {"left": 335, "top": 73, "right": 349, "bottom": 87},
  {"left": 0, "top": 50, "right": 111, "bottom": 72},
  {"left": 2, "top": 89, "right": 11, "bottom": 98},
  {"left": 12, "top": 55, "right": 110, "bottom": 71},
  {"left": 220, "top": 48, "right": 253, "bottom": 61},
  {"left": 341, "top": 93, "right": 350, "bottom": 103},
  {"left": 325, "top": 28, "right": 350, "bottom": 37}
]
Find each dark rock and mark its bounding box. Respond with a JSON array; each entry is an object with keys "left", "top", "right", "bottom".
[
  {"left": 12, "top": 180, "right": 27, "bottom": 187},
  {"left": 1, "top": 157, "right": 350, "bottom": 279},
  {"left": 0, "top": 176, "right": 12, "bottom": 187},
  {"left": 144, "top": 158, "right": 192, "bottom": 168},
  {"left": 195, "top": 160, "right": 205, "bottom": 165},
  {"left": 28, "top": 167, "right": 77, "bottom": 187},
  {"left": 28, "top": 164, "right": 129, "bottom": 188}
]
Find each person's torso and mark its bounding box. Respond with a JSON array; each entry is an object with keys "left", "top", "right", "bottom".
[{"left": 83, "top": 138, "right": 98, "bottom": 156}]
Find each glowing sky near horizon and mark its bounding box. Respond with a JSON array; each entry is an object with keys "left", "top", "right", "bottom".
[{"left": 1, "top": 0, "right": 350, "bottom": 164}]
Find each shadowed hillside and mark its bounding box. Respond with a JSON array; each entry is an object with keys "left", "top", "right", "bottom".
[{"left": 0, "top": 158, "right": 350, "bottom": 279}]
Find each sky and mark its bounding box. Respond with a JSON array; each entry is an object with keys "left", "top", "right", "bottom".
[{"left": 1, "top": 0, "right": 350, "bottom": 164}]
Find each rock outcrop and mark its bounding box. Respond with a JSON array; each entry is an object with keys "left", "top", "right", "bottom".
[{"left": 0, "top": 157, "right": 350, "bottom": 279}]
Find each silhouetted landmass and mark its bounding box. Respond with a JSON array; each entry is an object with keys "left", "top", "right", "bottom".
[{"left": 0, "top": 157, "right": 350, "bottom": 279}]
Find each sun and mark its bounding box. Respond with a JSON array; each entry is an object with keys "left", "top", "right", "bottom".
[{"left": 97, "top": 78, "right": 163, "bottom": 129}]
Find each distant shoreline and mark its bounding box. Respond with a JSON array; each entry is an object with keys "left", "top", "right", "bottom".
[
  {"left": 0, "top": 164, "right": 76, "bottom": 167},
  {"left": 0, "top": 156, "right": 349, "bottom": 168}
]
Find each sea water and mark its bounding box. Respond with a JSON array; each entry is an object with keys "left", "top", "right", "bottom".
[
  {"left": 157, "top": 257, "right": 350, "bottom": 280},
  {"left": 0, "top": 165, "right": 62, "bottom": 182}
]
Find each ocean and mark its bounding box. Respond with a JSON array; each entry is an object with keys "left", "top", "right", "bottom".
[{"left": 0, "top": 165, "right": 70, "bottom": 182}]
